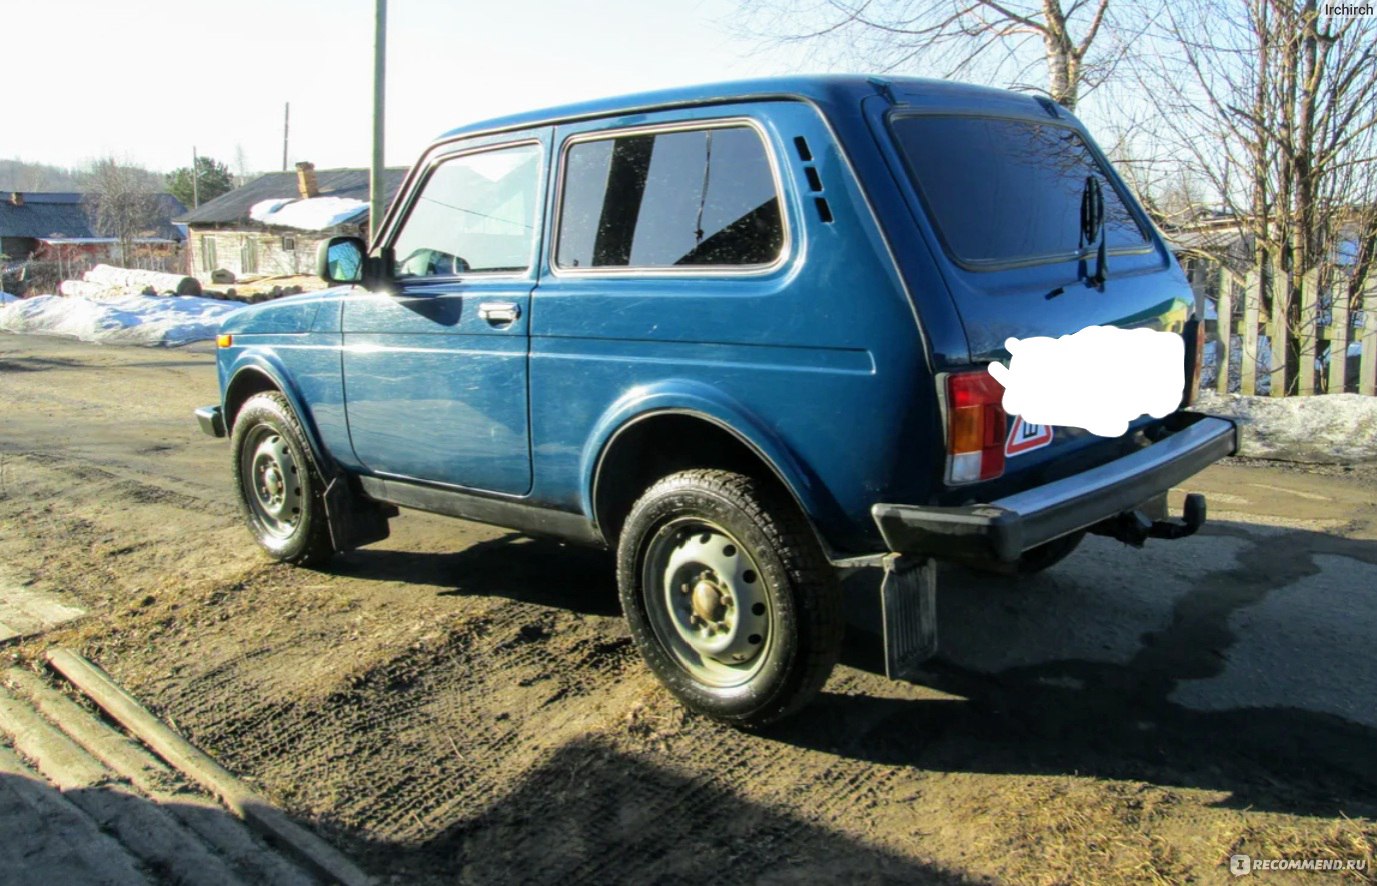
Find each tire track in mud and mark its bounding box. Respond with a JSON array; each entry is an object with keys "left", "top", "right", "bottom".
[
  {"left": 12, "top": 450, "right": 233, "bottom": 518},
  {"left": 162, "top": 595, "right": 649, "bottom": 852}
]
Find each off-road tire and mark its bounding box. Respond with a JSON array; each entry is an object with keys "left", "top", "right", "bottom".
[
  {"left": 617, "top": 469, "right": 842, "bottom": 728},
  {"left": 230, "top": 392, "right": 334, "bottom": 567}
]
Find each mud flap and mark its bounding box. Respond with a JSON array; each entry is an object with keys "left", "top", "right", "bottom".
[
  {"left": 880, "top": 554, "right": 937, "bottom": 681},
  {"left": 323, "top": 476, "right": 394, "bottom": 552}
]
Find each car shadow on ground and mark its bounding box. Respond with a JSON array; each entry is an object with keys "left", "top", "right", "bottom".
[
  {"left": 774, "top": 521, "right": 1377, "bottom": 821},
  {"left": 332, "top": 520, "right": 1377, "bottom": 823},
  {"left": 0, "top": 769, "right": 313, "bottom": 884},
  {"left": 338, "top": 737, "right": 973, "bottom": 884},
  {"left": 335, "top": 532, "right": 622, "bottom": 617}
]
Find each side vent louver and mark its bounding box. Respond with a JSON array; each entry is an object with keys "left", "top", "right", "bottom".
[{"left": 794, "top": 136, "right": 833, "bottom": 223}]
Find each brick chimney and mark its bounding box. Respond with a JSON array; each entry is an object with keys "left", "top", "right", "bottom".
[
  {"left": 8, "top": 192, "right": 22, "bottom": 206},
  {"left": 295, "top": 162, "right": 319, "bottom": 199}
]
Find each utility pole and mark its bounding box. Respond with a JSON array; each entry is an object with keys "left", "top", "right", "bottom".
[
  {"left": 191, "top": 145, "right": 199, "bottom": 208},
  {"left": 282, "top": 102, "right": 290, "bottom": 172},
  {"left": 370, "top": 0, "right": 387, "bottom": 244}
]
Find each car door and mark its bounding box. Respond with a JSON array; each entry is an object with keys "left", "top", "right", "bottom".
[{"left": 342, "top": 134, "right": 547, "bottom": 495}]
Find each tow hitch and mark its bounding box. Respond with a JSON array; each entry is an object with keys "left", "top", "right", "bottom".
[{"left": 1090, "top": 492, "right": 1207, "bottom": 547}]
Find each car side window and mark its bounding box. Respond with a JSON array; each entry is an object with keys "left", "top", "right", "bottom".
[
  {"left": 391, "top": 142, "right": 542, "bottom": 278},
  {"left": 556, "top": 124, "right": 784, "bottom": 270}
]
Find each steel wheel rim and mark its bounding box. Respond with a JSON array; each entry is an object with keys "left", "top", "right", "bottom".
[
  {"left": 240, "top": 426, "right": 303, "bottom": 539},
  {"left": 642, "top": 517, "right": 773, "bottom": 688}
]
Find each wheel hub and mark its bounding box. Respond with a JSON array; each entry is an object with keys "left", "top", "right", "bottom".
[
  {"left": 690, "top": 577, "right": 727, "bottom": 624},
  {"left": 647, "top": 523, "right": 772, "bottom": 686},
  {"left": 242, "top": 431, "right": 302, "bottom": 538}
]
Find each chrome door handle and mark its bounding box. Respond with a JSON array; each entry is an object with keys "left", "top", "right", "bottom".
[{"left": 478, "top": 302, "right": 521, "bottom": 325}]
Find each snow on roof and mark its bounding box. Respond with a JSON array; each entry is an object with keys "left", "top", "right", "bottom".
[
  {"left": 248, "top": 196, "right": 369, "bottom": 231},
  {"left": 0, "top": 293, "right": 241, "bottom": 346},
  {"left": 39, "top": 237, "right": 177, "bottom": 245}
]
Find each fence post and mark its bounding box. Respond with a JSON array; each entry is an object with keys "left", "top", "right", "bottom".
[
  {"left": 1215, "top": 266, "right": 1233, "bottom": 395},
  {"left": 1241, "top": 268, "right": 1261, "bottom": 395},
  {"left": 1329, "top": 277, "right": 1351, "bottom": 394},
  {"left": 1298, "top": 268, "right": 1318, "bottom": 395},
  {"left": 1361, "top": 275, "right": 1377, "bottom": 397},
  {"left": 1268, "top": 264, "right": 1288, "bottom": 397}
]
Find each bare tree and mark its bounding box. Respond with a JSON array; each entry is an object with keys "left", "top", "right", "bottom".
[
  {"left": 1136, "top": 0, "right": 1377, "bottom": 391},
  {"left": 233, "top": 144, "right": 252, "bottom": 188},
  {"left": 83, "top": 158, "right": 164, "bottom": 269},
  {"left": 736, "top": 0, "right": 1133, "bottom": 109}
]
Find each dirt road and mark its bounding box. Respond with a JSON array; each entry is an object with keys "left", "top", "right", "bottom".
[{"left": 1, "top": 333, "right": 1373, "bottom": 884}]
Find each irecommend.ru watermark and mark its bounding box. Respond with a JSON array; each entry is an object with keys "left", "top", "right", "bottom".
[
  {"left": 1230, "top": 853, "right": 1370, "bottom": 877},
  {"left": 1322, "top": 2, "right": 1374, "bottom": 16}
]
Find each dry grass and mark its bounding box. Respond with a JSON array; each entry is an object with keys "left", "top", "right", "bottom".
[{"left": 1217, "top": 818, "right": 1376, "bottom": 883}]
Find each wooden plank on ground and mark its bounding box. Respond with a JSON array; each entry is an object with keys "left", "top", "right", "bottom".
[{"left": 46, "top": 649, "right": 374, "bottom": 886}]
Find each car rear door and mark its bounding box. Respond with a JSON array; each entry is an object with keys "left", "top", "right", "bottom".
[{"left": 865, "top": 92, "right": 1194, "bottom": 491}]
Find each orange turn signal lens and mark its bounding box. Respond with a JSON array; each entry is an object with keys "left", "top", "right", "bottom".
[
  {"left": 216, "top": 334, "right": 233, "bottom": 348},
  {"left": 949, "top": 405, "right": 985, "bottom": 453}
]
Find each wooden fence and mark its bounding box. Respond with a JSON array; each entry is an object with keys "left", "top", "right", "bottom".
[{"left": 1190, "top": 264, "right": 1377, "bottom": 397}]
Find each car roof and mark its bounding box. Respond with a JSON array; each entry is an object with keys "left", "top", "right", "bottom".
[{"left": 433, "top": 75, "right": 1051, "bottom": 142}]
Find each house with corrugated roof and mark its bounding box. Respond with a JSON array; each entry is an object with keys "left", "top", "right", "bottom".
[
  {"left": 175, "top": 162, "right": 406, "bottom": 280},
  {"left": 0, "top": 191, "right": 185, "bottom": 263}
]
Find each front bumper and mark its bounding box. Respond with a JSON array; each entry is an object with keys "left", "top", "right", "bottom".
[
  {"left": 873, "top": 413, "right": 1237, "bottom": 563},
  {"left": 195, "top": 405, "right": 226, "bottom": 438}
]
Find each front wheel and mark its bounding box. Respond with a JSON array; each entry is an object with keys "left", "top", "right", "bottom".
[
  {"left": 617, "top": 469, "right": 842, "bottom": 728},
  {"left": 230, "top": 392, "right": 334, "bottom": 567}
]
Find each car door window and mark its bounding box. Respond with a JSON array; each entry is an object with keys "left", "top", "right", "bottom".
[
  {"left": 556, "top": 124, "right": 784, "bottom": 270},
  {"left": 391, "top": 142, "right": 542, "bottom": 278}
]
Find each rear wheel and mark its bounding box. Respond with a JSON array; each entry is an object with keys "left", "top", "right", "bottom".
[
  {"left": 230, "top": 392, "right": 334, "bottom": 567},
  {"left": 617, "top": 469, "right": 842, "bottom": 728}
]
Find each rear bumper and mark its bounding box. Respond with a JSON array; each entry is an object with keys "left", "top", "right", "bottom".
[
  {"left": 872, "top": 413, "right": 1237, "bottom": 562},
  {"left": 195, "top": 405, "right": 226, "bottom": 438}
]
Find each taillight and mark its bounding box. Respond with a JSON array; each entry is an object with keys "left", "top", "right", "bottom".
[{"left": 946, "top": 370, "right": 1007, "bottom": 484}]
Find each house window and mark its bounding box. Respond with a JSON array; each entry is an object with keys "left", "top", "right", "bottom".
[
  {"left": 200, "top": 236, "right": 217, "bottom": 273},
  {"left": 282, "top": 235, "right": 296, "bottom": 251}
]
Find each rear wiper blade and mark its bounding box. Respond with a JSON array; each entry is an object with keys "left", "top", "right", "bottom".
[{"left": 1079, "top": 176, "right": 1108, "bottom": 287}]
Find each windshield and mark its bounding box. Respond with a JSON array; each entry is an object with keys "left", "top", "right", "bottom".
[{"left": 890, "top": 114, "right": 1148, "bottom": 268}]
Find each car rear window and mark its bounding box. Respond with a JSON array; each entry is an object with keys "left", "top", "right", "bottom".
[
  {"left": 556, "top": 124, "right": 784, "bottom": 270},
  {"left": 890, "top": 114, "right": 1148, "bottom": 268}
]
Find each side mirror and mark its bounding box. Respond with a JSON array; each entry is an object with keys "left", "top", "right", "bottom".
[{"left": 317, "top": 236, "right": 367, "bottom": 285}]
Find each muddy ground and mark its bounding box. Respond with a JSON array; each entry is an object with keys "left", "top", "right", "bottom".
[{"left": 1, "top": 333, "right": 1374, "bottom": 884}]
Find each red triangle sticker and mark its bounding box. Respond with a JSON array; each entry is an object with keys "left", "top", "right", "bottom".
[{"left": 1006, "top": 416, "right": 1054, "bottom": 456}]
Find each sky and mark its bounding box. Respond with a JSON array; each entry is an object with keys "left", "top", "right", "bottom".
[{"left": 3, "top": 0, "right": 816, "bottom": 174}]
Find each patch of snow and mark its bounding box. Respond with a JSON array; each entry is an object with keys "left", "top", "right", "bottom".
[
  {"left": 249, "top": 196, "right": 367, "bottom": 231},
  {"left": 1198, "top": 390, "right": 1377, "bottom": 464},
  {"left": 0, "top": 292, "right": 18, "bottom": 305},
  {"left": 249, "top": 198, "right": 294, "bottom": 222},
  {"left": 0, "top": 293, "right": 241, "bottom": 347}
]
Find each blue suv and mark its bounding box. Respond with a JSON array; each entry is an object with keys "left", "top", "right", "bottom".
[{"left": 196, "top": 76, "right": 1236, "bottom": 727}]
